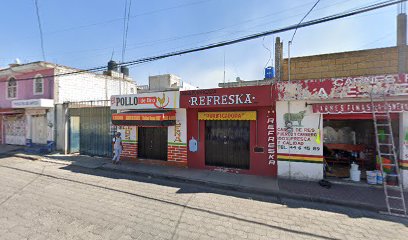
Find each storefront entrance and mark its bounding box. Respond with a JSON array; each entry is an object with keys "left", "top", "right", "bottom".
[
  {"left": 205, "top": 120, "right": 250, "bottom": 169},
  {"left": 138, "top": 127, "right": 168, "bottom": 161},
  {"left": 4, "top": 115, "right": 25, "bottom": 145},
  {"left": 323, "top": 115, "right": 399, "bottom": 181},
  {"left": 31, "top": 115, "right": 48, "bottom": 144}
]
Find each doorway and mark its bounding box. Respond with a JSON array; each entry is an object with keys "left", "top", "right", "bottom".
[
  {"left": 205, "top": 120, "right": 250, "bottom": 169},
  {"left": 70, "top": 116, "right": 80, "bottom": 153},
  {"left": 138, "top": 127, "right": 168, "bottom": 160},
  {"left": 31, "top": 115, "right": 48, "bottom": 144}
]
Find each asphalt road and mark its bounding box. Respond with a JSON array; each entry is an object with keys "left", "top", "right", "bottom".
[{"left": 0, "top": 156, "right": 407, "bottom": 240}]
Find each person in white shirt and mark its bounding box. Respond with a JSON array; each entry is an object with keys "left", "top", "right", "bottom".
[{"left": 112, "top": 132, "right": 123, "bottom": 164}]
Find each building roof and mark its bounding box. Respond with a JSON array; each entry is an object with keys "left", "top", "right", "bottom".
[{"left": 0, "top": 61, "right": 134, "bottom": 82}]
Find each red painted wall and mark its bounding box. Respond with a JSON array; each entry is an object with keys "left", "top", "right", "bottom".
[{"left": 181, "top": 85, "right": 277, "bottom": 177}]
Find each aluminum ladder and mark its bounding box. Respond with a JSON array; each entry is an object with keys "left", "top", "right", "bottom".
[{"left": 371, "top": 92, "right": 407, "bottom": 217}]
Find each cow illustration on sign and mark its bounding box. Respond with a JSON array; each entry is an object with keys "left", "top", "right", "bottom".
[
  {"left": 154, "top": 92, "right": 170, "bottom": 109},
  {"left": 284, "top": 110, "right": 306, "bottom": 127}
]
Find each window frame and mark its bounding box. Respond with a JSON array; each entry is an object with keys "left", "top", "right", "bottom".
[
  {"left": 33, "top": 74, "right": 44, "bottom": 95},
  {"left": 6, "top": 76, "right": 17, "bottom": 99}
]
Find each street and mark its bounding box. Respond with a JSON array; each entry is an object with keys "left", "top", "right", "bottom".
[{"left": 0, "top": 156, "right": 407, "bottom": 240}]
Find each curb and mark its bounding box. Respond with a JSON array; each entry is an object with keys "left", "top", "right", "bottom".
[
  {"left": 100, "top": 165, "right": 386, "bottom": 213},
  {"left": 12, "top": 154, "right": 386, "bottom": 213}
]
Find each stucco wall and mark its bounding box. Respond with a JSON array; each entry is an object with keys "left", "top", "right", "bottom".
[
  {"left": 0, "top": 68, "right": 54, "bottom": 108},
  {"left": 276, "top": 100, "right": 323, "bottom": 181},
  {"left": 55, "top": 67, "right": 136, "bottom": 104}
]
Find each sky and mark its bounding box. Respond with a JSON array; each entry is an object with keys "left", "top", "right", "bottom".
[{"left": 0, "top": 0, "right": 401, "bottom": 89}]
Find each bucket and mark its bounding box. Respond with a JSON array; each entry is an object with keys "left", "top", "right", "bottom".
[
  {"left": 350, "top": 169, "right": 361, "bottom": 182},
  {"left": 366, "top": 171, "right": 377, "bottom": 185},
  {"left": 350, "top": 162, "right": 359, "bottom": 171},
  {"left": 376, "top": 171, "right": 386, "bottom": 184}
]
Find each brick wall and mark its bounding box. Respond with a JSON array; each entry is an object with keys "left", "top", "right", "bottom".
[
  {"left": 121, "top": 142, "right": 138, "bottom": 159},
  {"left": 281, "top": 46, "right": 404, "bottom": 81},
  {"left": 168, "top": 145, "right": 187, "bottom": 162}
]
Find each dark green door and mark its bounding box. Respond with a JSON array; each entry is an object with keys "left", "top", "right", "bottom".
[{"left": 138, "top": 127, "right": 168, "bottom": 161}]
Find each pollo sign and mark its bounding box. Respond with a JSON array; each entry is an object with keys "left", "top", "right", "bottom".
[{"left": 111, "top": 91, "right": 180, "bottom": 110}]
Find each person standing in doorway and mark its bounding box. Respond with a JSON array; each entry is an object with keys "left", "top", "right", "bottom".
[{"left": 112, "top": 132, "right": 123, "bottom": 164}]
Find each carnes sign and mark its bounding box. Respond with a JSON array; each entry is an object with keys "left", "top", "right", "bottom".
[{"left": 180, "top": 86, "right": 273, "bottom": 108}]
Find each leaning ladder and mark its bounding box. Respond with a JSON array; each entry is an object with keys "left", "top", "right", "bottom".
[{"left": 371, "top": 92, "right": 407, "bottom": 217}]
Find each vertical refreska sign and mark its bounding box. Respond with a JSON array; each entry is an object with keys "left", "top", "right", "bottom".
[{"left": 267, "top": 109, "right": 276, "bottom": 165}]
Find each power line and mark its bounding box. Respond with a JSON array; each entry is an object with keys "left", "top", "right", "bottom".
[
  {"left": 290, "top": 0, "right": 321, "bottom": 42},
  {"left": 30, "top": 0, "right": 214, "bottom": 38},
  {"left": 121, "top": 0, "right": 132, "bottom": 62},
  {"left": 5, "top": 0, "right": 405, "bottom": 83},
  {"left": 14, "top": 0, "right": 355, "bottom": 60},
  {"left": 34, "top": 0, "right": 46, "bottom": 61}
]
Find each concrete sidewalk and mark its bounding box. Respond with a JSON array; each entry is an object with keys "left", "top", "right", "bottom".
[
  {"left": 0, "top": 144, "right": 25, "bottom": 155},
  {"left": 11, "top": 152, "right": 407, "bottom": 213}
]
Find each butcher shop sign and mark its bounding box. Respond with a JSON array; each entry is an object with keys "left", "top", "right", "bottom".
[
  {"left": 278, "top": 73, "right": 408, "bottom": 101},
  {"left": 313, "top": 101, "right": 408, "bottom": 114}
]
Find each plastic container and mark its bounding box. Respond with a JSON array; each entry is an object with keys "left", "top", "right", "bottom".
[
  {"left": 350, "top": 169, "right": 361, "bottom": 182},
  {"left": 376, "top": 171, "right": 385, "bottom": 185},
  {"left": 350, "top": 162, "right": 359, "bottom": 171},
  {"left": 366, "top": 171, "right": 377, "bottom": 184}
]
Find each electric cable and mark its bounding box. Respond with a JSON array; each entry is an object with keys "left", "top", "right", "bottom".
[
  {"left": 5, "top": 0, "right": 405, "bottom": 83},
  {"left": 123, "top": 0, "right": 132, "bottom": 62},
  {"left": 34, "top": 0, "right": 46, "bottom": 61}
]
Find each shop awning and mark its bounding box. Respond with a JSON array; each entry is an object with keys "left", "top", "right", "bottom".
[
  {"left": 0, "top": 109, "right": 24, "bottom": 115},
  {"left": 112, "top": 110, "right": 176, "bottom": 127}
]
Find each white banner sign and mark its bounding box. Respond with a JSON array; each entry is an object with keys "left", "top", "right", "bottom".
[
  {"left": 111, "top": 91, "right": 180, "bottom": 110},
  {"left": 12, "top": 99, "right": 54, "bottom": 108}
]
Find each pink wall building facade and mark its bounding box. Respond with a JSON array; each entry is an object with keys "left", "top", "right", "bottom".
[{"left": 0, "top": 64, "right": 55, "bottom": 146}]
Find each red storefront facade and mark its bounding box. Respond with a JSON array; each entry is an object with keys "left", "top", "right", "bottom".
[{"left": 180, "top": 85, "right": 277, "bottom": 177}]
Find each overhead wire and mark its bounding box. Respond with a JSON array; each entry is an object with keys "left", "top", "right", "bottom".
[
  {"left": 121, "top": 0, "right": 132, "bottom": 62},
  {"left": 34, "top": 0, "right": 46, "bottom": 61},
  {"left": 15, "top": 0, "right": 360, "bottom": 60},
  {"left": 6, "top": 0, "right": 405, "bottom": 83},
  {"left": 123, "top": 0, "right": 132, "bottom": 62},
  {"left": 290, "top": 0, "right": 321, "bottom": 42}
]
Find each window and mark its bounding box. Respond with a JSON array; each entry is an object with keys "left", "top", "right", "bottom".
[
  {"left": 34, "top": 75, "right": 44, "bottom": 95},
  {"left": 7, "top": 77, "right": 17, "bottom": 99}
]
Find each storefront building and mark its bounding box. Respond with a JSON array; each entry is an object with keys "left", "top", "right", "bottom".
[
  {"left": 111, "top": 91, "right": 187, "bottom": 166},
  {"left": 0, "top": 109, "right": 25, "bottom": 145},
  {"left": 276, "top": 73, "right": 408, "bottom": 188},
  {"left": 180, "top": 85, "right": 277, "bottom": 176},
  {"left": 11, "top": 99, "right": 55, "bottom": 146}
]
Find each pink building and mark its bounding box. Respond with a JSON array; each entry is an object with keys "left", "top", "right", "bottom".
[
  {"left": 0, "top": 63, "right": 54, "bottom": 145},
  {"left": 0, "top": 61, "right": 136, "bottom": 147}
]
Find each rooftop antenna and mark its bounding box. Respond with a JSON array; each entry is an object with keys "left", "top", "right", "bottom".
[
  {"left": 110, "top": 49, "right": 115, "bottom": 61},
  {"left": 223, "top": 48, "right": 226, "bottom": 84}
]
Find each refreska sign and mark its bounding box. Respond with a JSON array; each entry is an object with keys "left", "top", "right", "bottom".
[{"left": 180, "top": 86, "right": 273, "bottom": 108}]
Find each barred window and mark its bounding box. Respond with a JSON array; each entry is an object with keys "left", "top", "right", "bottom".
[
  {"left": 7, "top": 77, "right": 17, "bottom": 98},
  {"left": 34, "top": 75, "right": 44, "bottom": 94}
]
